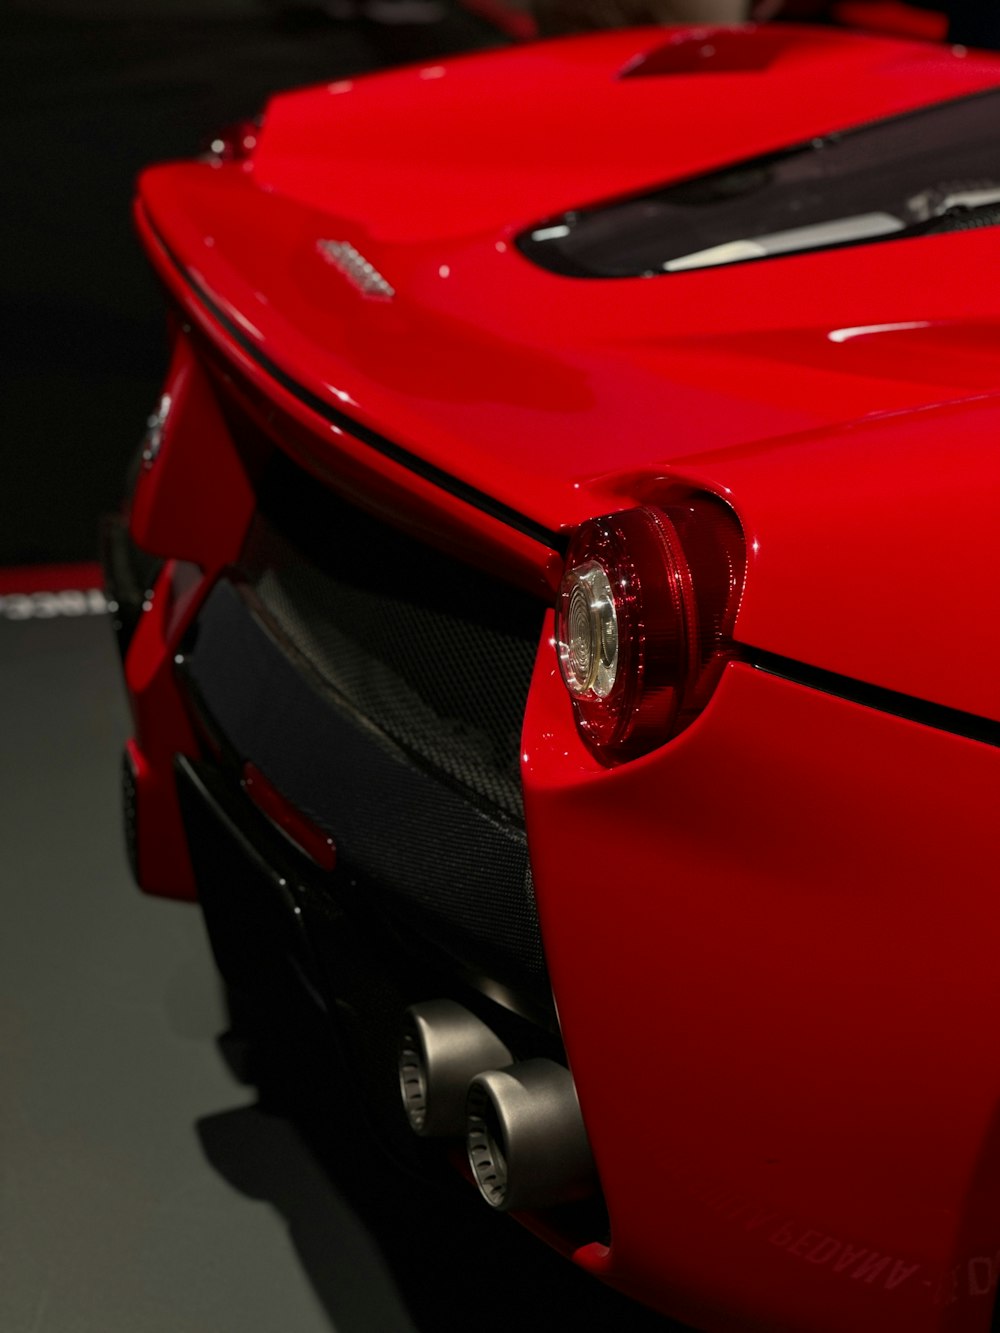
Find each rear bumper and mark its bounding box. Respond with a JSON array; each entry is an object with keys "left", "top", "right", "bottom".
[{"left": 113, "top": 500, "right": 1000, "bottom": 1332}]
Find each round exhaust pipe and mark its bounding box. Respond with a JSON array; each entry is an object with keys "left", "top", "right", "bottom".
[
  {"left": 466, "top": 1059, "right": 596, "bottom": 1211},
  {"left": 398, "top": 1000, "right": 512, "bottom": 1137}
]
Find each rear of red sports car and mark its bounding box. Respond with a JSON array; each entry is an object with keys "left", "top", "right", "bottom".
[{"left": 105, "top": 22, "right": 1000, "bottom": 1333}]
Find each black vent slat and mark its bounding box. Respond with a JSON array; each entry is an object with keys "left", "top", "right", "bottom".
[{"left": 240, "top": 457, "right": 545, "bottom": 823}]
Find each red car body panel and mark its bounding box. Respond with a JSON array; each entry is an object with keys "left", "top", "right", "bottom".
[
  {"left": 119, "top": 22, "right": 1000, "bottom": 1333},
  {"left": 527, "top": 654, "right": 1000, "bottom": 1332}
]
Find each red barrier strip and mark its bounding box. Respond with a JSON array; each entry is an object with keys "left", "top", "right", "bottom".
[{"left": 0, "top": 562, "right": 104, "bottom": 595}]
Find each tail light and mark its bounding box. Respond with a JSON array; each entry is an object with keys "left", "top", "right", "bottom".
[
  {"left": 203, "top": 117, "right": 262, "bottom": 165},
  {"left": 555, "top": 497, "right": 745, "bottom": 763}
]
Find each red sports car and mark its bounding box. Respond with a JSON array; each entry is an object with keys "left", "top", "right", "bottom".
[{"left": 106, "top": 20, "right": 1000, "bottom": 1333}]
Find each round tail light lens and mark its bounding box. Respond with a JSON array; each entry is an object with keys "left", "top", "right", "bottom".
[
  {"left": 555, "top": 499, "right": 745, "bottom": 763},
  {"left": 560, "top": 560, "right": 619, "bottom": 698}
]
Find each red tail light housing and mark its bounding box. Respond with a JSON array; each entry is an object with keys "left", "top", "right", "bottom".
[
  {"left": 204, "top": 117, "right": 262, "bottom": 165},
  {"left": 555, "top": 497, "right": 745, "bottom": 763}
]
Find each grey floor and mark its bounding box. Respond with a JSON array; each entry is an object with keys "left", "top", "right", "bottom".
[
  {"left": 0, "top": 608, "right": 416, "bottom": 1333},
  {"left": 0, "top": 605, "right": 681, "bottom": 1332}
]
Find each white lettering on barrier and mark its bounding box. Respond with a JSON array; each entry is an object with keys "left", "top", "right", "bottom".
[{"left": 0, "top": 589, "right": 107, "bottom": 620}]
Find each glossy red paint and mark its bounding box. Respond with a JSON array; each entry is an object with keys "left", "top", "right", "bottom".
[
  {"left": 523, "top": 651, "right": 1000, "bottom": 1332},
  {"left": 129, "top": 334, "right": 258, "bottom": 572},
  {"left": 118, "top": 23, "right": 1000, "bottom": 1333},
  {"left": 123, "top": 559, "right": 213, "bottom": 901},
  {"left": 622, "top": 23, "right": 836, "bottom": 75},
  {"left": 134, "top": 207, "right": 564, "bottom": 601},
  {"left": 247, "top": 26, "right": 994, "bottom": 239},
  {"left": 669, "top": 392, "right": 1000, "bottom": 728}
]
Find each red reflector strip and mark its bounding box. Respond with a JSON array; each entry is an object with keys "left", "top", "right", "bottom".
[{"left": 241, "top": 762, "right": 337, "bottom": 872}]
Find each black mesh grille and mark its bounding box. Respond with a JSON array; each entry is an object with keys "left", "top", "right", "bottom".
[
  {"left": 184, "top": 577, "right": 549, "bottom": 996},
  {"left": 239, "top": 456, "right": 545, "bottom": 824},
  {"left": 181, "top": 455, "right": 554, "bottom": 1002}
]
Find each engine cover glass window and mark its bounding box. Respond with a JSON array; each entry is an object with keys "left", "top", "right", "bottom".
[{"left": 517, "top": 88, "right": 1000, "bottom": 277}]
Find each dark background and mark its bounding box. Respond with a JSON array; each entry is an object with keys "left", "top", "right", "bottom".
[{"left": 1, "top": 0, "right": 501, "bottom": 567}]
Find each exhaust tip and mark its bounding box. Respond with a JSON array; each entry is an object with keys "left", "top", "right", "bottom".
[
  {"left": 466, "top": 1080, "right": 512, "bottom": 1209},
  {"left": 398, "top": 1016, "right": 431, "bottom": 1134},
  {"left": 466, "top": 1059, "right": 596, "bottom": 1212},
  {"left": 398, "top": 1000, "right": 512, "bottom": 1138}
]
